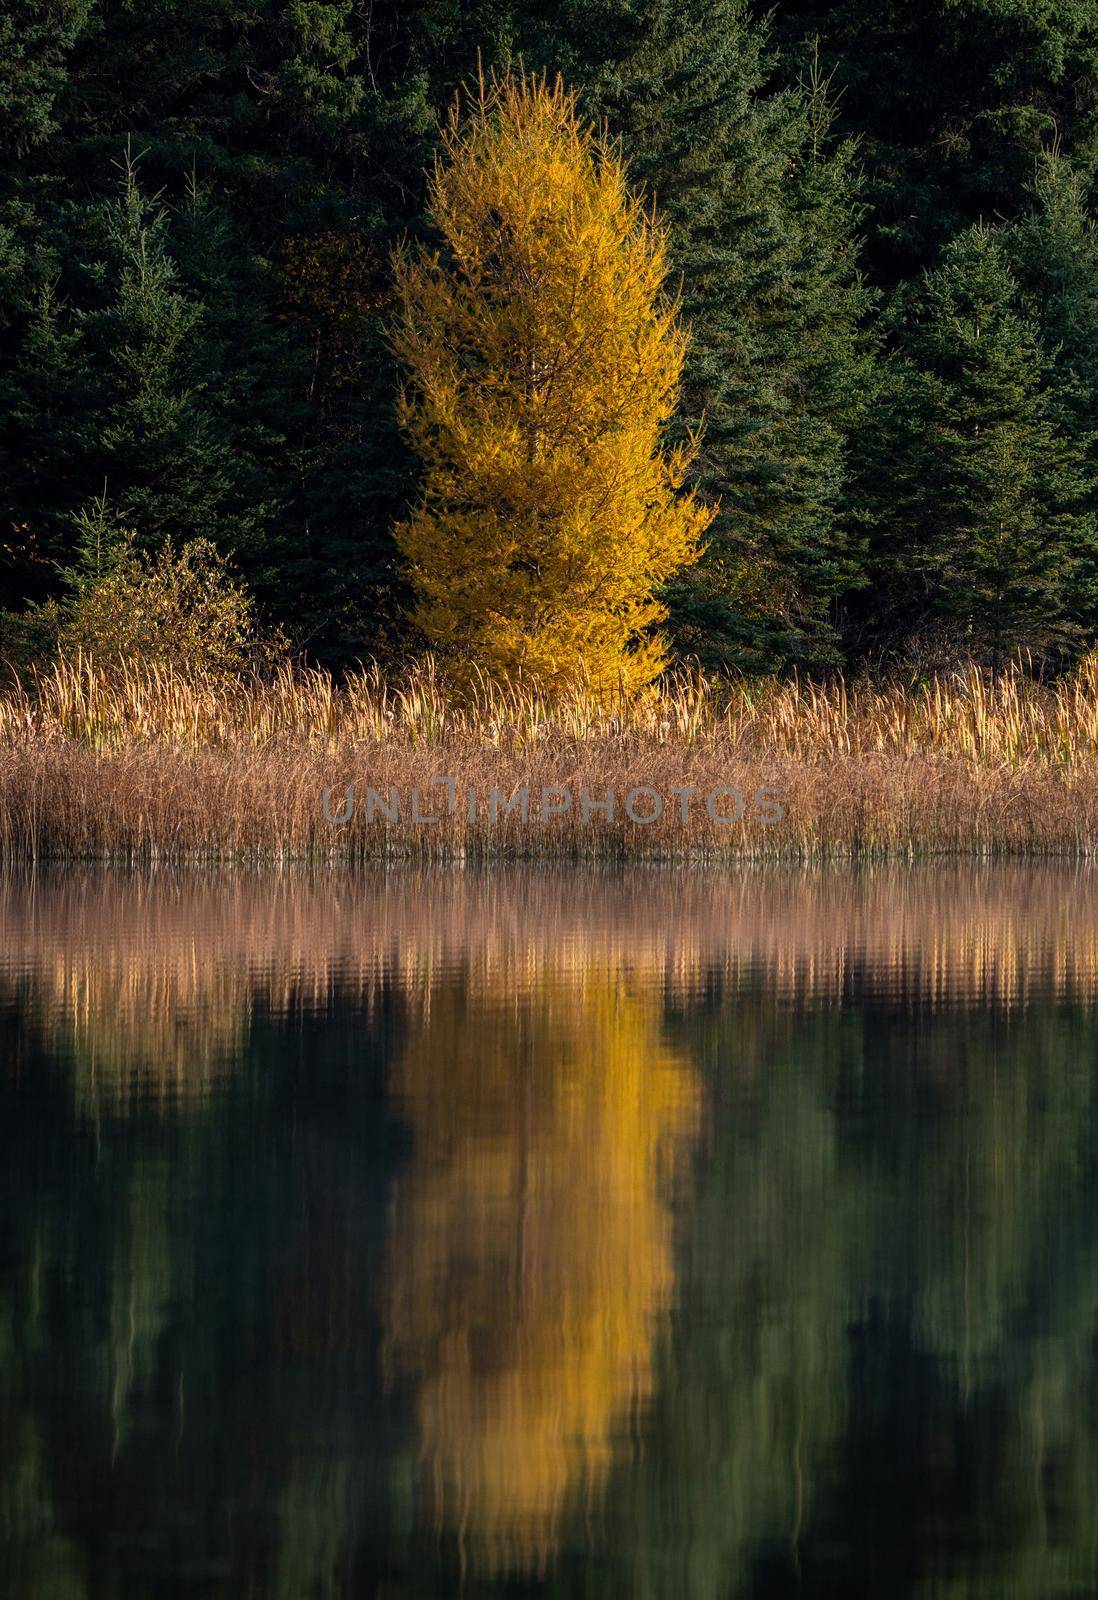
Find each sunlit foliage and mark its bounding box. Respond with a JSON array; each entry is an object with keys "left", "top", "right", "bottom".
[{"left": 392, "top": 72, "right": 712, "bottom": 695}]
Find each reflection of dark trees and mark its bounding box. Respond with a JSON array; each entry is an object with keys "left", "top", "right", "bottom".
[
  {"left": 0, "top": 995, "right": 405, "bottom": 1598},
  {"left": 559, "top": 997, "right": 1098, "bottom": 1600},
  {"left": 800, "top": 1007, "right": 1098, "bottom": 1600},
  {"left": 6, "top": 873, "right": 1098, "bottom": 1596}
]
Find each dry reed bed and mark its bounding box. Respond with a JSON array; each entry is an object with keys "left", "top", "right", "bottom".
[{"left": 4, "top": 656, "right": 1098, "bottom": 858}]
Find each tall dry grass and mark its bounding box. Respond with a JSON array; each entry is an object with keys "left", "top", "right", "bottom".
[{"left": 4, "top": 654, "right": 1098, "bottom": 858}]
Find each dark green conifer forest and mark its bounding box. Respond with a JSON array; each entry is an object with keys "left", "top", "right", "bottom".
[{"left": 3, "top": 0, "right": 1098, "bottom": 670}]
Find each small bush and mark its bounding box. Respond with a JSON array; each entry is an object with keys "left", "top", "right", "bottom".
[
  {"left": 0, "top": 600, "right": 66, "bottom": 675},
  {"left": 60, "top": 537, "right": 283, "bottom": 676}
]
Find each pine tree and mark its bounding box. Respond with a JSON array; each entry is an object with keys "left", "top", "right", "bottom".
[
  {"left": 867, "top": 227, "right": 1091, "bottom": 663},
  {"left": 392, "top": 73, "right": 712, "bottom": 695}
]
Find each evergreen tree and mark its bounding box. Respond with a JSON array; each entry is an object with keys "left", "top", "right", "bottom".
[
  {"left": 0, "top": 0, "right": 455, "bottom": 658},
  {"left": 776, "top": 0, "right": 1098, "bottom": 282},
  {"left": 866, "top": 227, "right": 1091, "bottom": 662},
  {"left": 0, "top": 276, "right": 91, "bottom": 607},
  {"left": 6, "top": 0, "right": 1098, "bottom": 667},
  {"left": 502, "top": 0, "right": 875, "bottom": 669},
  {"left": 83, "top": 151, "right": 246, "bottom": 548},
  {"left": 0, "top": 0, "right": 90, "bottom": 157},
  {"left": 0, "top": 153, "right": 278, "bottom": 608},
  {"left": 1007, "top": 153, "right": 1098, "bottom": 637}
]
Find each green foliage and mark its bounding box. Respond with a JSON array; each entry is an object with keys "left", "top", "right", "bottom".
[
  {"left": 0, "top": 0, "right": 447, "bottom": 662},
  {"left": 2, "top": 0, "right": 1098, "bottom": 671},
  {"left": 776, "top": 0, "right": 1098, "bottom": 281},
  {"left": 497, "top": 0, "right": 875, "bottom": 669},
  {"left": 0, "top": 0, "right": 90, "bottom": 156},
  {"left": 0, "top": 147, "right": 286, "bottom": 612},
  {"left": 1006, "top": 154, "right": 1098, "bottom": 638},
  {"left": 866, "top": 226, "right": 1093, "bottom": 662}
]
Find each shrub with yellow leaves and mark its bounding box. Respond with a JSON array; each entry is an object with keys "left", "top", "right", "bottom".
[{"left": 61, "top": 536, "right": 283, "bottom": 677}]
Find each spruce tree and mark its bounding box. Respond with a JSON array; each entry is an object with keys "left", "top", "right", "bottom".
[
  {"left": 868, "top": 227, "right": 1091, "bottom": 663},
  {"left": 83, "top": 151, "right": 243, "bottom": 547},
  {"left": 776, "top": 0, "right": 1098, "bottom": 281},
  {"left": 0, "top": 274, "right": 91, "bottom": 609},
  {"left": 0, "top": 0, "right": 452, "bottom": 659},
  {"left": 503, "top": 0, "right": 875, "bottom": 669},
  {"left": 0, "top": 0, "right": 89, "bottom": 157},
  {"left": 1010, "top": 155, "right": 1098, "bottom": 408},
  {"left": 1006, "top": 154, "right": 1098, "bottom": 636},
  {"left": 0, "top": 152, "right": 293, "bottom": 621}
]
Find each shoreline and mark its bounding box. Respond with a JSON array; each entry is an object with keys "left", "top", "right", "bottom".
[
  {"left": 4, "top": 744, "right": 1098, "bottom": 862},
  {"left": 6, "top": 659, "right": 1098, "bottom": 862}
]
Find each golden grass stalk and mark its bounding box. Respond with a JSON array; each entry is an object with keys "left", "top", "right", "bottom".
[{"left": 4, "top": 655, "right": 1098, "bottom": 859}]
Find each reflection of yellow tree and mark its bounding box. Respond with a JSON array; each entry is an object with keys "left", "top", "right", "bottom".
[{"left": 383, "top": 959, "right": 699, "bottom": 1575}]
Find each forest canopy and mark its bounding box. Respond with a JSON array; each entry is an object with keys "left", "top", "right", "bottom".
[{"left": 3, "top": 0, "right": 1098, "bottom": 674}]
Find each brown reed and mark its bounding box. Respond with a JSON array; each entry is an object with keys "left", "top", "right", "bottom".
[{"left": 4, "top": 654, "right": 1098, "bottom": 859}]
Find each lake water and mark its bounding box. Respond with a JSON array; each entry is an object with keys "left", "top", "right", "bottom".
[{"left": 4, "top": 863, "right": 1098, "bottom": 1597}]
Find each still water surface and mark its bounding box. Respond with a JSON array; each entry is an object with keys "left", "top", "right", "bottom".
[{"left": 4, "top": 864, "right": 1098, "bottom": 1597}]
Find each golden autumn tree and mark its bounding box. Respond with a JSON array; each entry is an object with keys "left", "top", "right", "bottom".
[{"left": 391, "top": 72, "right": 713, "bottom": 696}]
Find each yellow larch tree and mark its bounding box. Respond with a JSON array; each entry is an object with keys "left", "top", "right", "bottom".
[{"left": 391, "top": 71, "right": 713, "bottom": 697}]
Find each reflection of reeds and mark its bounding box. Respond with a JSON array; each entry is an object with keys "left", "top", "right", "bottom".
[
  {"left": 6, "top": 865, "right": 1098, "bottom": 1585},
  {"left": 6, "top": 861, "right": 1098, "bottom": 1112},
  {"left": 50, "top": 958, "right": 248, "bottom": 1112},
  {"left": 5, "top": 657, "right": 1098, "bottom": 856}
]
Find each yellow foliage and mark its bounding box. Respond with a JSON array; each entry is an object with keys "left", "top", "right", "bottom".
[
  {"left": 383, "top": 957, "right": 699, "bottom": 1574},
  {"left": 391, "top": 72, "right": 714, "bottom": 697},
  {"left": 62, "top": 537, "right": 281, "bottom": 678}
]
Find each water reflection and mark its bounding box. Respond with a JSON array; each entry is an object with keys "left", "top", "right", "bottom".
[
  {"left": 383, "top": 960, "right": 697, "bottom": 1574},
  {"left": 3, "top": 865, "right": 1098, "bottom": 1596}
]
